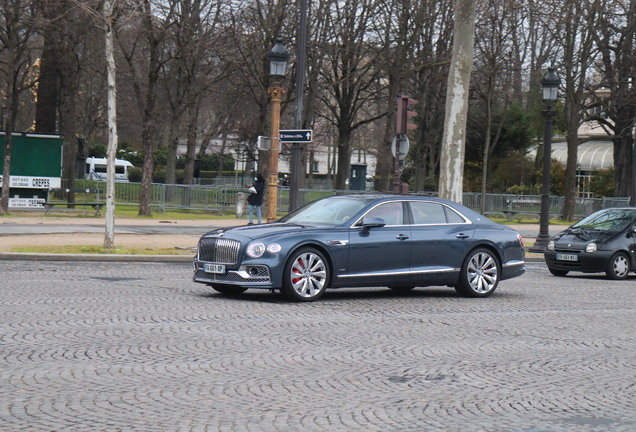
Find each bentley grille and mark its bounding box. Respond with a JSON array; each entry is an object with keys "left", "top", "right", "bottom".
[{"left": 198, "top": 238, "right": 241, "bottom": 264}]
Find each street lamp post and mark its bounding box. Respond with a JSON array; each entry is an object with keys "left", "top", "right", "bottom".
[
  {"left": 530, "top": 67, "right": 561, "bottom": 252},
  {"left": 266, "top": 37, "right": 289, "bottom": 223}
]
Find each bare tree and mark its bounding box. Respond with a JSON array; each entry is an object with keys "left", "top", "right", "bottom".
[
  {"left": 117, "top": 0, "right": 173, "bottom": 215},
  {"left": 471, "top": 0, "right": 513, "bottom": 212},
  {"left": 592, "top": 0, "right": 636, "bottom": 198},
  {"left": 546, "top": 0, "right": 599, "bottom": 220},
  {"left": 318, "top": 0, "right": 385, "bottom": 190},
  {"left": 0, "top": 0, "right": 36, "bottom": 214}
]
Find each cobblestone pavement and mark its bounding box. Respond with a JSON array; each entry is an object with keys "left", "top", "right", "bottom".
[{"left": 1, "top": 261, "right": 635, "bottom": 432}]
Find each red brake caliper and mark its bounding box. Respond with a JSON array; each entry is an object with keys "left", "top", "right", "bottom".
[{"left": 292, "top": 257, "right": 303, "bottom": 284}]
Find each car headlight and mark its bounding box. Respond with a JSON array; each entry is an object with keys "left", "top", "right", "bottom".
[
  {"left": 246, "top": 241, "right": 266, "bottom": 258},
  {"left": 267, "top": 243, "right": 282, "bottom": 254},
  {"left": 586, "top": 242, "right": 597, "bottom": 253},
  {"left": 547, "top": 240, "right": 555, "bottom": 251}
]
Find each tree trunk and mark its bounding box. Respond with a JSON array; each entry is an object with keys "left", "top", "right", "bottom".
[
  {"left": 165, "top": 115, "right": 182, "bottom": 185},
  {"left": 439, "top": 0, "right": 477, "bottom": 204},
  {"left": 34, "top": 39, "right": 59, "bottom": 134},
  {"left": 103, "top": 0, "right": 117, "bottom": 249},
  {"left": 183, "top": 104, "right": 199, "bottom": 185},
  {"left": 335, "top": 128, "right": 352, "bottom": 190}
]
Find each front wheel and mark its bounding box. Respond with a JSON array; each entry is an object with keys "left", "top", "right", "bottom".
[
  {"left": 605, "top": 252, "right": 630, "bottom": 280},
  {"left": 455, "top": 248, "right": 500, "bottom": 298},
  {"left": 549, "top": 268, "right": 569, "bottom": 277},
  {"left": 281, "top": 247, "right": 330, "bottom": 302}
]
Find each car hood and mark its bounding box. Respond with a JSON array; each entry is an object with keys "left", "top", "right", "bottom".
[
  {"left": 201, "top": 222, "right": 334, "bottom": 241},
  {"left": 552, "top": 228, "right": 617, "bottom": 247}
]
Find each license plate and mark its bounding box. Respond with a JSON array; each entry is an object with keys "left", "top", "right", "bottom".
[
  {"left": 204, "top": 263, "right": 226, "bottom": 274},
  {"left": 556, "top": 253, "right": 578, "bottom": 261}
]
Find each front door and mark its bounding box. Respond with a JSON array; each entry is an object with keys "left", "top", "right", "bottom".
[{"left": 344, "top": 201, "right": 411, "bottom": 287}]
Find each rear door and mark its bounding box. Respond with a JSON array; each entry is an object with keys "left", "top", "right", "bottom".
[{"left": 407, "top": 201, "right": 474, "bottom": 284}]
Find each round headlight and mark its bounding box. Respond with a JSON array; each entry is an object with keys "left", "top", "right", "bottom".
[
  {"left": 586, "top": 242, "right": 597, "bottom": 253},
  {"left": 267, "top": 243, "right": 282, "bottom": 254},
  {"left": 547, "top": 240, "right": 555, "bottom": 251},
  {"left": 246, "top": 241, "right": 266, "bottom": 258}
]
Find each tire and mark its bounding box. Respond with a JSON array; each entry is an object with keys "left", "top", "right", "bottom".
[
  {"left": 388, "top": 286, "right": 415, "bottom": 292},
  {"left": 605, "top": 252, "right": 630, "bottom": 280},
  {"left": 210, "top": 285, "right": 248, "bottom": 295},
  {"left": 455, "top": 248, "right": 500, "bottom": 298},
  {"left": 549, "top": 268, "right": 569, "bottom": 277},
  {"left": 281, "top": 247, "right": 330, "bottom": 302}
]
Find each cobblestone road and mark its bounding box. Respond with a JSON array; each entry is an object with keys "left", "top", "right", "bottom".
[{"left": 1, "top": 261, "right": 635, "bottom": 431}]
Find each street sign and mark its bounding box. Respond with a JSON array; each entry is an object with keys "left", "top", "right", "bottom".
[
  {"left": 280, "top": 129, "right": 313, "bottom": 143},
  {"left": 391, "top": 135, "right": 410, "bottom": 160}
]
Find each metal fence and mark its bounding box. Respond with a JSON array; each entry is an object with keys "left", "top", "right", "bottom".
[{"left": 64, "top": 179, "right": 629, "bottom": 218}]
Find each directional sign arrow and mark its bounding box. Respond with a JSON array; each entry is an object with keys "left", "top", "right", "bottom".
[{"left": 279, "top": 129, "right": 313, "bottom": 143}]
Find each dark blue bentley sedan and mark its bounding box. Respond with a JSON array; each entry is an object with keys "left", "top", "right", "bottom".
[{"left": 193, "top": 195, "right": 526, "bottom": 301}]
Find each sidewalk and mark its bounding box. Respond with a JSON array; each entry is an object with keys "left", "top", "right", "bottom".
[
  {"left": 0, "top": 213, "right": 245, "bottom": 262},
  {"left": 0, "top": 213, "right": 550, "bottom": 262}
]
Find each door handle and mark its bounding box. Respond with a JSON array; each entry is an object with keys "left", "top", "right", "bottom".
[
  {"left": 396, "top": 234, "right": 409, "bottom": 240},
  {"left": 456, "top": 233, "right": 470, "bottom": 239}
]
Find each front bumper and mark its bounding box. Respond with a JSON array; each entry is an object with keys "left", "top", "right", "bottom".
[
  {"left": 544, "top": 250, "right": 613, "bottom": 272},
  {"left": 193, "top": 260, "right": 274, "bottom": 287}
]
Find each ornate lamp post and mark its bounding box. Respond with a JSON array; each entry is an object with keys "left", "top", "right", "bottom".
[
  {"left": 266, "top": 37, "right": 289, "bottom": 223},
  {"left": 530, "top": 67, "right": 561, "bottom": 252}
]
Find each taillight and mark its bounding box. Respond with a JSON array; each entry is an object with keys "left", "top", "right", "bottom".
[{"left": 517, "top": 234, "right": 524, "bottom": 248}]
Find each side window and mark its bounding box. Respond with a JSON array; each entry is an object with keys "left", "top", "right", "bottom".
[
  {"left": 364, "top": 202, "right": 404, "bottom": 225},
  {"left": 410, "top": 202, "right": 447, "bottom": 224},
  {"left": 444, "top": 206, "right": 466, "bottom": 224}
]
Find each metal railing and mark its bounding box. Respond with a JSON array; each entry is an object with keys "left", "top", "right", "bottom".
[{"left": 63, "top": 179, "right": 629, "bottom": 219}]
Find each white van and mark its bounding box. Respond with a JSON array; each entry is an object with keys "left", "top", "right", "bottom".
[{"left": 85, "top": 157, "right": 134, "bottom": 182}]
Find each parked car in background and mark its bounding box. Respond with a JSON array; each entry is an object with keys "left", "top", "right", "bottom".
[
  {"left": 192, "top": 194, "right": 526, "bottom": 302},
  {"left": 544, "top": 207, "right": 636, "bottom": 279},
  {"left": 85, "top": 157, "right": 134, "bottom": 182}
]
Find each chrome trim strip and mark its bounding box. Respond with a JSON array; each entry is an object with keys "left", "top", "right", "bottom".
[
  {"left": 327, "top": 240, "right": 350, "bottom": 246},
  {"left": 340, "top": 270, "right": 410, "bottom": 278},
  {"left": 410, "top": 268, "right": 457, "bottom": 274},
  {"left": 503, "top": 260, "right": 525, "bottom": 267}
]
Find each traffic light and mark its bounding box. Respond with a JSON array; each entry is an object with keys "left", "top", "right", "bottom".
[{"left": 396, "top": 95, "right": 418, "bottom": 134}]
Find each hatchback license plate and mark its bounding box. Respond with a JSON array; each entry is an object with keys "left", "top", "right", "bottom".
[
  {"left": 204, "top": 263, "right": 226, "bottom": 274},
  {"left": 556, "top": 253, "right": 578, "bottom": 261}
]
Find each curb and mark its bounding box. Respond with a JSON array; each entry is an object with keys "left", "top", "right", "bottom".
[{"left": 0, "top": 252, "right": 193, "bottom": 262}]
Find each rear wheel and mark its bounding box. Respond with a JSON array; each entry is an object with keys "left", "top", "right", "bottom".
[
  {"left": 455, "top": 248, "right": 499, "bottom": 298},
  {"left": 210, "top": 285, "right": 248, "bottom": 295},
  {"left": 281, "top": 247, "right": 330, "bottom": 302},
  {"left": 605, "top": 252, "right": 630, "bottom": 280},
  {"left": 549, "top": 268, "right": 569, "bottom": 277}
]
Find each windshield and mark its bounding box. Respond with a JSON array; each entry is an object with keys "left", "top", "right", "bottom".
[
  {"left": 572, "top": 209, "right": 636, "bottom": 232},
  {"left": 279, "top": 197, "right": 367, "bottom": 225}
]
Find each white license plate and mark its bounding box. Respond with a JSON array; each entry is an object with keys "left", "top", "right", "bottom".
[
  {"left": 204, "top": 263, "right": 226, "bottom": 274},
  {"left": 556, "top": 253, "right": 578, "bottom": 261}
]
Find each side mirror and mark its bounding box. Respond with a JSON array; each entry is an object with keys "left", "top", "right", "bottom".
[{"left": 361, "top": 217, "right": 386, "bottom": 233}]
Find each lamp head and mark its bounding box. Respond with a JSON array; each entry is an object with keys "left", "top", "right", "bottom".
[
  {"left": 541, "top": 67, "right": 561, "bottom": 102},
  {"left": 268, "top": 37, "right": 289, "bottom": 79}
]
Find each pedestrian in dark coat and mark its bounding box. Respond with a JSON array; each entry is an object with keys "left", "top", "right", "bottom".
[{"left": 245, "top": 173, "right": 265, "bottom": 224}]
